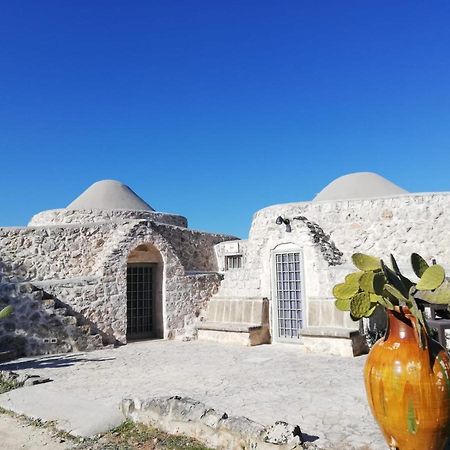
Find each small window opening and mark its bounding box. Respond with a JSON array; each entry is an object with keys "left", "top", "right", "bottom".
[{"left": 225, "top": 255, "right": 243, "bottom": 270}]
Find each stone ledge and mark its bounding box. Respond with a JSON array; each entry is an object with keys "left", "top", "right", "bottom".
[
  {"left": 197, "top": 321, "right": 263, "bottom": 333},
  {"left": 121, "top": 396, "right": 315, "bottom": 450},
  {"left": 300, "top": 331, "right": 369, "bottom": 358},
  {"left": 299, "top": 327, "right": 359, "bottom": 339}
]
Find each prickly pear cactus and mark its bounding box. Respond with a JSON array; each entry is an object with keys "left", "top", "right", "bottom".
[{"left": 332, "top": 252, "right": 449, "bottom": 348}]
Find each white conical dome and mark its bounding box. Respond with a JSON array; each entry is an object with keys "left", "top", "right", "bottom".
[
  {"left": 67, "top": 180, "right": 154, "bottom": 211},
  {"left": 313, "top": 172, "right": 408, "bottom": 202}
]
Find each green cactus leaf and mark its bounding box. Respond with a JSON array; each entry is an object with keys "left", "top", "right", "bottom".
[
  {"left": 371, "top": 293, "right": 394, "bottom": 310},
  {"left": 332, "top": 282, "right": 359, "bottom": 299},
  {"left": 390, "top": 254, "right": 401, "bottom": 275},
  {"left": 411, "top": 253, "right": 429, "bottom": 278},
  {"left": 384, "top": 284, "right": 408, "bottom": 303},
  {"left": 335, "top": 298, "right": 352, "bottom": 311},
  {"left": 416, "top": 265, "right": 445, "bottom": 291},
  {"left": 345, "top": 271, "right": 364, "bottom": 287},
  {"left": 352, "top": 253, "right": 381, "bottom": 271},
  {"left": 388, "top": 255, "right": 414, "bottom": 292},
  {"left": 350, "top": 292, "right": 371, "bottom": 318},
  {"left": 359, "top": 272, "right": 375, "bottom": 292},
  {"left": 363, "top": 303, "right": 378, "bottom": 318},
  {"left": 360, "top": 272, "right": 385, "bottom": 295},
  {"left": 382, "top": 260, "right": 409, "bottom": 299},
  {"left": 0, "top": 305, "right": 13, "bottom": 319},
  {"left": 406, "top": 295, "right": 428, "bottom": 348},
  {"left": 415, "top": 279, "right": 450, "bottom": 305}
]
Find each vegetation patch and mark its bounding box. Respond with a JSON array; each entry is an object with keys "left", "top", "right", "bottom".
[
  {"left": 88, "top": 419, "right": 213, "bottom": 450},
  {"left": 0, "top": 375, "right": 20, "bottom": 394}
]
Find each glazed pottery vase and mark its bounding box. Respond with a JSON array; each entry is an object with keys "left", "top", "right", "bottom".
[{"left": 364, "top": 307, "right": 450, "bottom": 450}]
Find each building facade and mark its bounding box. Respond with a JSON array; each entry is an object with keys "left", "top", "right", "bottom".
[
  {"left": 199, "top": 173, "right": 450, "bottom": 356},
  {"left": 1, "top": 173, "right": 449, "bottom": 358}
]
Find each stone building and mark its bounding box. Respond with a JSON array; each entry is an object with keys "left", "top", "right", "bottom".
[
  {"left": 198, "top": 172, "right": 450, "bottom": 356},
  {"left": 1, "top": 173, "right": 449, "bottom": 358},
  {"left": 0, "top": 180, "right": 235, "bottom": 356}
]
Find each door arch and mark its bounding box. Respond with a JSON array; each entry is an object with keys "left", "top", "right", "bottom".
[{"left": 126, "top": 243, "right": 164, "bottom": 340}]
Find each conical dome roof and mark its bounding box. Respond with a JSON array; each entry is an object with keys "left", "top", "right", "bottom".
[
  {"left": 67, "top": 180, "right": 154, "bottom": 211},
  {"left": 313, "top": 172, "right": 408, "bottom": 202}
]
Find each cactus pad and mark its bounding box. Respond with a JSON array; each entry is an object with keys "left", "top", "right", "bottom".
[
  {"left": 416, "top": 264, "right": 445, "bottom": 291},
  {"left": 352, "top": 253, "right": 381, "bottom": 271}
]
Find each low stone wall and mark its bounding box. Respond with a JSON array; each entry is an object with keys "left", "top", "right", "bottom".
[{"left": 121, "top": 396, "right": 310, "bottom": 450}]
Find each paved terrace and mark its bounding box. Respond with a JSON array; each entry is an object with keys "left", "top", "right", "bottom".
[{"left": 0, "top": 340, "right": 385, "bottom": 450}]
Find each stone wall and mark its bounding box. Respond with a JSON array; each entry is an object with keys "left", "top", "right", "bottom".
[
  {"left": 29, "top": 208, "right": 188, "bottom": 228},
  {"left": 0, "top": 223, "right": 118, "bottom": 282},
  {"left": 98, "top": 221, "right": 232, "bottom": 342},
  {"left": 0, "top": 217, "right": 235, "bottom": 352},
  {"left": 251, "top": 192, "right": 450, "bottom": 271},
  {"left": 153, "top": 223, "right": 238, "bottom": 272}
]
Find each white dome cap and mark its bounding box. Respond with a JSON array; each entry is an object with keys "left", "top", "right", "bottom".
[
  {"left": 313, "top": 172, "right": 408, "bottom": 202},
  {"left": 67, "top": 180, "right": 154, "bottom": 211}
]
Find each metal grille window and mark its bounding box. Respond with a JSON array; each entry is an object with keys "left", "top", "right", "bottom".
[
  {"left": 275, "top": 252, "right": 303, "bottom": 340},
  {"left": 127, "top": 264, "right": 154, "bottom": 340},
  {"left": 225, "top": 255, "right": 242, "bottom": 270}
]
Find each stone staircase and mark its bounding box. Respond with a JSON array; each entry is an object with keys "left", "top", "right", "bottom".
[
  {"left": 197, "top": 269, "right": 270, "bottom": 345},
  {"left": 0, "top": 282, "right": 110, "bottom": 357}
]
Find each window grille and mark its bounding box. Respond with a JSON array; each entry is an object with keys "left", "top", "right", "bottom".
[
  {"left": 225, "top": 255, "right": 242, "bottom": 270},
  {"left": 127, "top": 264, "right": 154, "bottom": 340},
  {"left": 275, "top": 252, "right": 303, "bottom": 340}
]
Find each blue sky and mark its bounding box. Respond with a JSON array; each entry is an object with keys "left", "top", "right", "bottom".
[{"left": 1, "top": 1, "right": 449, "bottom": 238}]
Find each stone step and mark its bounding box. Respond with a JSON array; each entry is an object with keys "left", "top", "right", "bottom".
[
  {"left": 198, "top": 325, "right": 270, "bottom": 346},
  {"left": 198, "top": 321, "right": 264, "bottom": 333},
  {"left": 3, "top": 283, "right": 109, "bottom": 356}
]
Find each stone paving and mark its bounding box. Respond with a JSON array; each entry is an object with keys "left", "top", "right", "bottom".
[{"left": 0, "top": 340, "right": 386, "bottom": 450}]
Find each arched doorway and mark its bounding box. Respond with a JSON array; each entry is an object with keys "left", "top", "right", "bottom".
[{"left": 126, "top": 243, "right": 164, "bottom": 340}]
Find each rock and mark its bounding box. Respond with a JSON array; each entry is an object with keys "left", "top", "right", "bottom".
[{"left": 263, "top": 421, "right": 304, "bottom": 445}]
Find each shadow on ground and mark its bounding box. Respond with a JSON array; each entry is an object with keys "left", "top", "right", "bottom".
[
  {"left": 301, "top": 433, "right": 319, "bottom": 443},
  {"left": 0, "top": 353, "right": 115, "bottom": 371}
]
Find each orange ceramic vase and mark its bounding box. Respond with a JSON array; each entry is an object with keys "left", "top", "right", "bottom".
[{"left": 364, "top": 307, "right": 450, "bottom": 450}]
